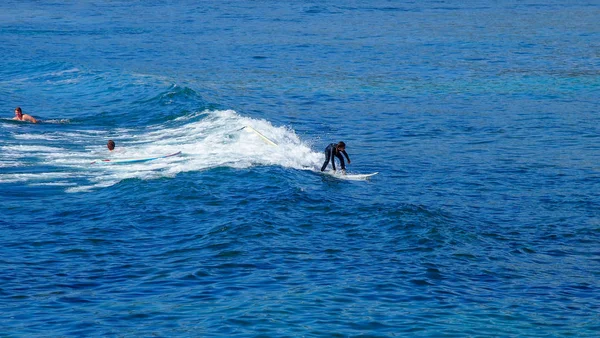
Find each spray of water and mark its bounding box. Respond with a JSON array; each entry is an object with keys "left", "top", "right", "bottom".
[{"left": 1, "top": 110, "right": 323, "bottom": 192}]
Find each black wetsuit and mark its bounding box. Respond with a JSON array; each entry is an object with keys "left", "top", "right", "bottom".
[{"left": 321, "top": 143, "right": 350, "bottom": 172}]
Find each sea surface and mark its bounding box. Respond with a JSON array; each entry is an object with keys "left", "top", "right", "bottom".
[{"left": 1, "top": 1, "right": 599, "bottom": 336}]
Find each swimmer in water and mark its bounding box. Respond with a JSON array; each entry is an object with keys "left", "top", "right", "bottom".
[
  {"left": 13, "top": 107, "right": 38, "bottom": 123},
  {"left": 107, "top": 140, "right": 115, "bottom": 151}
]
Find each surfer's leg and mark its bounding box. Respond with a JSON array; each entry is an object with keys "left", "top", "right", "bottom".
[
  {"left": 321, "top": 151, "right": 331, "bottom": 171},
  {"left": 336, "top": 153, "right": 346, "bottom": 170}
]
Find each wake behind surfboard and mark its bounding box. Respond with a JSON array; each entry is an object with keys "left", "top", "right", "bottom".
[{"left": 91, "top": 151, "right": 182, "bottom": 164}]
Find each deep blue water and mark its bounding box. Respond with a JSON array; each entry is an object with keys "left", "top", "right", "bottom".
[{"left": 1, "top": 1, "right": 599, "bottom": 336}]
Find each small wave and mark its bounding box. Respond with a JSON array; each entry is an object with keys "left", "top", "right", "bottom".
[
  {"left": 0, "top": 66, "right": 81, "bottom": 85},
  {"left": 28, "top": 181, "right": 77, "bottom": 187},
  {"left": 1, "top": 145, "right": 66, "bottom": 153},
  {"left": 40, "top": 119, "right": 71, "bottom": 124},
  {"left": 136, "top": 84, "right": 205, "bottom": 107},
  {"left": 46, "top": 68, "right": 80, "bottom": 77},
  {"left": 0, "top": 172, "right": 74, "bottom": 184},
  {"left": 0, "top": 161, "right": 24, "bottom": 168},
  {"left": 13, "top": 133, "right": 63, "bottom": 140},
  {"left": 0, "top": 118, "right": 31, "bottom": 125}
]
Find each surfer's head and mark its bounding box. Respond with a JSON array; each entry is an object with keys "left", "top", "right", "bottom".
[
  {"left": 107, "top": 140, "right": 115, "bottom": 151},
  {"left": 14, "top": 107, "right": 22, "bottom": 119},
  {"left": 337, "top": 141, "right": 346, "bottom": 151}
]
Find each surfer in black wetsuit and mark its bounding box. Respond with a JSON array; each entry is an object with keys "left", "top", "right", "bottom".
[{"left": 321, "top": 141, "right": 351, "bottom": 173}]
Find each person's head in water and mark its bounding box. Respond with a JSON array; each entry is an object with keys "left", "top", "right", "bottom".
[
  {"left": 14, "top": 107, "right": 22, "bottom": 119},
  {"left": 107, "top": 140, "right": 115, "bottom": 151},
  {"left": 336, "top": 141, "right": 346, "bottom": 152}
]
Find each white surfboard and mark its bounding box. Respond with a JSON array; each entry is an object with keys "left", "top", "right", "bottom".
[
  {"left": 322, "top": 171, "right": 378, "bottom": 180},
  {"left": 91, "top": 151, "right": 182, "bottom": 165}
]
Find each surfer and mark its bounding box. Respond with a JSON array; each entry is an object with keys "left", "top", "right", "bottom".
[
  {"left": 320, "top": 141, "right": 351, "bottom": 174},
  {"left": 107, "top": 140, "right": 115, "bottom": 151},
  {"left": 13, "top": 107, "right": 38, "bottom": 123}
]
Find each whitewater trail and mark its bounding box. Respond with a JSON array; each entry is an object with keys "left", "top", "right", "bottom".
[{"left": 1, "top": 110, "right": 323, "bottom": 192}]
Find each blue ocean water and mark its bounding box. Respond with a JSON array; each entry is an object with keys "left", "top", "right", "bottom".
[{"left": 1, "top": 0, "right": 599, "bottom": 336}]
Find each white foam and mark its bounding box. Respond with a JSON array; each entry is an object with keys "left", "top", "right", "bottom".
[
  {"left": 0, "top": 110, "right": 324, "bottom": 191},
  {"left": 46, "top": 68, "right": 81, "bottom": 77},
  {"left": 0, "top": 160, "right": 24, "bottom": 168},
  {"left": 1, "top": 145, "right": 66, "bottom": 153},
  {"left": 28, "top": 181, "right": 78, "bottom": 187},
  {"left": 41, "top": 119, "right": 71, "bottom": 124},
  {"left": 13, "top": 133, "right": 63, "bottom": 140},
  {"left": 0, "top": 172, "right": 75, "bottom": 184}
]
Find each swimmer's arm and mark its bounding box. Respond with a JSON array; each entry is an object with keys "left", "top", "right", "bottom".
[{"left": 25, "top": 115, "right": 38, "bottom": 123}]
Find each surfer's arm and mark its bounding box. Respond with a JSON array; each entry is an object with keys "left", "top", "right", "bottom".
[
  {"left": 341, "top": 150, "right": 350, "bottom": 163},
  {"left": 337, "top": 153, "right": 346, "bottom": 170}
]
